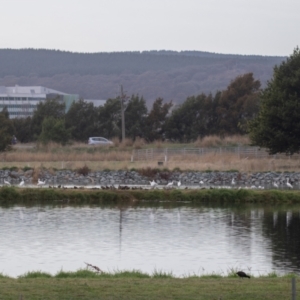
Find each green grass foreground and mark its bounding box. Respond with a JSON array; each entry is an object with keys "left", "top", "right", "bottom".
[
  {"left": 0, "top": 270, "right": 298, "bottom": 299},
  {"left": 1, "top": 186, "right": 300, "bottom": 206}
]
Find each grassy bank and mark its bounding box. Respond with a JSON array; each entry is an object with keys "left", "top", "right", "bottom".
[
  {"left": 0, "top": 270, "right": 298, "bottom": 299},
  {"left": 1, "top": 186, "right": 300, "bottom": 206}
]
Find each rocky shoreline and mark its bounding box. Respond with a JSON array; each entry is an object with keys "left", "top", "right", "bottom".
[{"left": 1, "top": 169, "right": 299, "bottom": 189}]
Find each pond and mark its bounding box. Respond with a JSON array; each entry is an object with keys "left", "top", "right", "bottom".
[{"left": 1, "top": 202, "right": 300, "bottom": 277}]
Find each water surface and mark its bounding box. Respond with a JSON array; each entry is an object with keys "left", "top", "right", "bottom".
[{"left": 1, "top": 203, "right": 299, "bottom": 277}]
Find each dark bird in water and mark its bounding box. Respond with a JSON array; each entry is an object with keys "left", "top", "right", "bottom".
[{"left": 236, "top": 271, "right": 250, "bottom": 278}]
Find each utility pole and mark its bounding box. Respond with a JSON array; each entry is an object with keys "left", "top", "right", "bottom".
[{"left": 120, "top": 85, "right": 126, "bottom": 142}]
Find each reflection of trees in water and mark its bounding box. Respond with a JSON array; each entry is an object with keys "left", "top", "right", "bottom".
[
  {"left": 216, "top": 204, "right": 300, "bottom": 272},
  {"left": 117, "top": 204, "right": 130, "bottom": 253},
  {"left": 223, "top": 208, "right": 260, "bottom": 258},
  {"left": 262, "top": 209, "right": 300, "bottom": 270},
  {"left": 113, "top": 203, "right": 300, "bottom": 272}
]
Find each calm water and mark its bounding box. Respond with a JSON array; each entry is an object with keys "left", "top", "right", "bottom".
[{"left": 1, "top": 203, "right": 300, "bottom": 277}]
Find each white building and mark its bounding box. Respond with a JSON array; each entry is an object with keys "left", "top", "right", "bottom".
[
  {"left": 0, "top": 85, "right": 79, "bottom": 118},
  {"left": 84, "top": 99, "right": 107, "bottom": 107}
]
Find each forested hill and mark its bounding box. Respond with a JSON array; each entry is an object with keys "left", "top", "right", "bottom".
[{"left": 0, "top": 49, "right": 285, "bottom": 105}]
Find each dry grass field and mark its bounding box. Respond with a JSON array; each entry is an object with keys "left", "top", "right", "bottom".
[{"left": 1, "top": 135, "right": 299, "bottom": 172}]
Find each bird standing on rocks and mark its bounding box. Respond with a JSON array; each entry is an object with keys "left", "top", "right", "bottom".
[
  {"left": 273, "top": 181, "right": 279, "bottom": 188},
  {"left": 4, "top": 179, "right": 10, "bottom": 185},
  {"left": 37, "top": 179, "right": 46, "bottom": 187},
  {"left": 236, "top": 271, "right": 250, "bottom": 278},
  {"left": 286, "top": 178, "right": 293, "bottom": 189},
  {"left": 150, "top": 180, "right": 158, "bottom": 189},
  {"left": 166, "top": 181, "right": 174, "bottom": 189}
]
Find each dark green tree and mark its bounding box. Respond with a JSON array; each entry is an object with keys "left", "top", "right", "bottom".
[
  {"left": 31, "top": 98, "right": 66, "bottom": 139},
  {"left": 125, "top": 95, "right": 148, "bottom": 140},
  {"left": 165, "top": 93, "right": 217, "bottom": 142},
  {"left": 98, "top": 98, "right": 121, "bottom": 138},
  {"left": 1, "top": 106, "right": 9, "bottom": 119},
  {"left": 215, "top": 73, "right": 261, "bottom": 135},
  {"left": 39, "top": 117, "right": 72, "bottom": 145},
  {"left": 65, "top": 99, "right": 99, "bottom": 141},
  {"left": 144, "top": 98, "right": 173, "bottom": 141},
  {"left": 249, "top": 47, "right": 300, "bottom": 154},
  {"left": 12, "top": 117, "right": 33, "bottom": 143},
  {"left": 0, "top": 107, "right": 15, "bottom": 151}
]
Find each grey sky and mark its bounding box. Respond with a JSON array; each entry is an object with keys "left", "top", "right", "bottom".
[{"left": 0, "top": 0, "right": 298, "bottom": 56}]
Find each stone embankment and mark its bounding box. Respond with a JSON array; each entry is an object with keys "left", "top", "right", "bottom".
[{"left": 0, "top": 169, "right": 299, "bottom": 189}]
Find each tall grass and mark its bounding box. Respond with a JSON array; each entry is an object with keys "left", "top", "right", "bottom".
[
  {"left": 1, "top": 157, "right": 300, "bottom": 172},
  {"left": 12, "top": 268, "right": 300, "bottom": 279},
  {"left": 3, "top": 135, "right": 300, "bottom": 172},
  {"left": 194, "top": 135, "right": 250, "bottom": 148},
  {"left": 0, "top": 273, "right": 9, "bottom": 279},
  {"left": 152, "top": 269, "right": 174, "bottom": 278},
  {"left": 18, "top": 271, "right": 52, "bottom": 278}
]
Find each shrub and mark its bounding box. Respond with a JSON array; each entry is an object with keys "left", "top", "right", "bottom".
[
  {"left": 23, "top": 166, "right": 33, "bottom": 172},
  {"left": 77, "top": 165, "right": 91, "bottom": 176},
  {"left": 137, "top": 167, "right": 159, "bottom": 178}
]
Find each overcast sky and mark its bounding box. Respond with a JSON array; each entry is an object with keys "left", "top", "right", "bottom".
[{"left": 0, "top": 0, "right": 298, "bottom": 56}]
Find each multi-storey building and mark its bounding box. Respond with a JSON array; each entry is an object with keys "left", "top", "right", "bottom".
[{"left": 0, "top": 85, "right": 79, "bottom": 118}]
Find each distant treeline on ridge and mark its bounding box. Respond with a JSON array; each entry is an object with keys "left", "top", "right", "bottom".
[{"left": 0, "top": 49, "right": 285, "bottom": 105}]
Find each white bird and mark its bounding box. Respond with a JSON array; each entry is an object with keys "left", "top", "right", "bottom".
[
  {"left": 286, "top": 178, "right": 293, "bottom": 189},
  {"left": 150, "top": 180, "right": 157, "bottom": 188},
  {"left": 231, "top": 178, "right": 236, "bottom": 185},
  {"left": 273, "top": 181, "right": 279, "bottom": 188},
  {"left": 4, "top": 179, "right": 10, "bottom": 185},
  {"left": 177, "top": 180, "right": 181, "bottom": 188},
  {"left": 19, "top": 178, "right": 25, "bottom": 186},
  {"left": 166, "top": 181, "right": 173, "bottom": 188},
  {"left": 199, "top": 180, "right": 204, "bottom": 185},
  {"left": 37, "top": 178, "right": 46, "bottom": 186}
]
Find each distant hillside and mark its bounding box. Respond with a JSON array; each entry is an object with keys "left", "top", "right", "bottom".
[{"left": 0, "top": 49, "right": 285, "bottom": 105}]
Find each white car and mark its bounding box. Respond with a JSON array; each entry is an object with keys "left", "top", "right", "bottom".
[{"left": 88, "top": 137, "right": 113, "bottom": 145}]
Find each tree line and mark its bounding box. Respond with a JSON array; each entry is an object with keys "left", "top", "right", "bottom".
[
  {"left": 0, "top": 49, "right": 283, "bottom": 78},
  {"left": 0, "top": 72, "right": 260, "bottom": 148}
]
